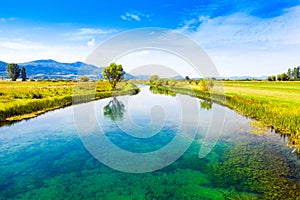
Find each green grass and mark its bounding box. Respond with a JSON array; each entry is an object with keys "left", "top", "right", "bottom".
[
  {"left": 0, "top": 80, "right": 139, "bottom": 123},
  {"left": 149, "top": 80, "right": 300, "bottom": 153},
  {"left": 221, "top": 81, "right": 300, "bottom": 106}
]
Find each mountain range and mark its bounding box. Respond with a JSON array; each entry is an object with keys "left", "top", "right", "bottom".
[
  {"left": 0, "top": 59, "right": 155, "bottom": 80},
  {"left": 0, "top": 59, "right": 183, "bottom": 80},
  {"left": 0, "top": 59, "right": 102, "bottom": 80},
  {"left": 0, "top": 59, "right": 267, "bottom": 80}
]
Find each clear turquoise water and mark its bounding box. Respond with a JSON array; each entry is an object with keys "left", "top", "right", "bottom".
[{"left": 0, "top": 86, "right": 299, "bottom": 199}]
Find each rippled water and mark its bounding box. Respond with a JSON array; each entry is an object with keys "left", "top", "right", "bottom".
[{"left": 0, "top": 85, "right": 299, "bottom": 199}]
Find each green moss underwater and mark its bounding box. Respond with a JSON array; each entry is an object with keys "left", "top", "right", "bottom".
[{"left": 1, "top": 135, "right": 299, "bottom": 200}]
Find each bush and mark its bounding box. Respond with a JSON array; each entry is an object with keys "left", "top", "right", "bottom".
[
  {"left": 80, "top": 76, "right": 90, "bottom": 82},
  {"left": 199, "top": 79, "right": 214, "bottom": 91}
]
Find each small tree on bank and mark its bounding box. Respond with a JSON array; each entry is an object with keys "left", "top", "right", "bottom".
[
  {"left": 80, "top": 75, "right": 89, "bottom": 82},
  {"left": 21, "top": 67, "right": 27, "bottom": 81},
  {"left": 199, "top": 79, "right": 214, "bottom": 91},
  {"left": 102, "top": 63, "right": 125, "bottom": 89},
  {"left": 149, "top": 75, "right": 159, "bottom": 85},
  {"left": 6, "top": 63, "right": 20, "bottom": 81},
  {"left": 267, "top": 75, "right": 276, "bottom": 81}
]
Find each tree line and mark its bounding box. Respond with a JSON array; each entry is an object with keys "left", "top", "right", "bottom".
[
  {"left": 148, "top": 75, "right": 214, "bottom": 91},
  {"left": 267, "top": 66, "right": 300, "bottom": 81}
]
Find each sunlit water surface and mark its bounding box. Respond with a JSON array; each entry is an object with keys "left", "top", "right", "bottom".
[{"left": 0, "top": 86, "right": 299, "bottom": 199}]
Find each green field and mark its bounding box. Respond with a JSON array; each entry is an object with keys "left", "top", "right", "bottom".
[
  {"left": 221, "top": 81, "right": 300, "bottom": 106},
  {"left": 222, "top": 81, "right": 300, "bottom": 152},
  {"left": 0, "top": 80, "right": 139, "bottom": 123},
  {"left": 148, "top": 80, "right": 300, "bottom": 153}
]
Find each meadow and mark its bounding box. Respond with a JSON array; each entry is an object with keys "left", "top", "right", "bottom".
[
  {"left": 0, "top": 80, "right": 139, "bottom": 123},
  {"left": 221, "top": 81, "right": 300, "bottom": 106},
  {"left": 147, "top": 80, "right": 300, "bottom": 153}
]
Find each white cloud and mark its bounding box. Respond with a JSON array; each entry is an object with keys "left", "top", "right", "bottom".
[
  {"left": 87, "top": 38, "right": 95, "bottom": 47},
  {"left": 2, "top": 5, "right": 299, "bottom": 77},
  {"left": 78, "top": 28, "right": 114, "bottom": 35},
  {"left": 0, "top": 37, "right": 92, "bottom": 63},
  {"left": 121, "top": 12, "right": 141, "bottom": 21},
  {"left": 0, "top": 17, "right": 15, "bottom": 23},
  {"left": 198, "top": 16, "right": 210, "bottom": 22},
  {"left": 120, "top": 11, "right": 150, "bottom": 22},
  {"left": 64, "top": 28, "right": 118, "bottom": 41},
  {"left": 0, "top": 38, "right": 42, "bottom": 50},
  {"left": 177, "top": 5, "right": 300, "bottom": 76},
  {"left": 116, "top": 50, "right": 199, "bottom": 78}
]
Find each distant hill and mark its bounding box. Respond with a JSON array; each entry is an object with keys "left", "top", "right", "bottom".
[
  {"left": 171, "top": 75, "right": 184, "bottom": 80},
  {"left": 0, "top": 59, "right": 163, "bottom": 80},
  {"left": 0, "top": 61, "right": 7, "bottom": 69},
  {"left": 0, "top": 61, "right": 8, "bottom": 79},
  {"left": 217, "top": 76, "right": 268, "bottom": 80},
  {"left": 125, "top": 74, "right": 150, "bottom": 80},
  {"left": 124, "top": 73, "right": 137, "bottom": 80},
  {"left": 133, "top": 75, "right": 150, "bottom": 80},
  {"left": 20, "top": 59, "right": 101, "bottom": 79},
  {"left": 0, "top": 60, "right": 102, "bottom": 80},
  {"left": 0, "top": 60, "right": 268, "bottom": 80}
]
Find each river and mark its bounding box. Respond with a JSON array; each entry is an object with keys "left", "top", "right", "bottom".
[{"left": 0, "top": 85, "right": 299, "bottom": 199}]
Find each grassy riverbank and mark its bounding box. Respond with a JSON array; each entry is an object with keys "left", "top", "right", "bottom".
[
  {"left": 0, "top": 80, "right": 139, "bottom": 123},
  {"left": 148, "top": 80, "right": 300, "bottom": 153}
]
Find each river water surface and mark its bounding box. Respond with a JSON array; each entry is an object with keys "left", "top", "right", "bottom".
[{"left": 0, "top": 85, "right": 299, "bottom": 199}]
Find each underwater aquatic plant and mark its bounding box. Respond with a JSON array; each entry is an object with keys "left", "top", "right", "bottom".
[{"left": 210, "top": 142, "right": 300, "bottom": 199}]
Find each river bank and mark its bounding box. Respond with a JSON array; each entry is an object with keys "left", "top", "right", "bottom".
[
  {"left": 0, "top": 81, "right": 139, "bottom": 125},
  {"left": 145, "top": 80, "right": 300, "bottom": 153}
]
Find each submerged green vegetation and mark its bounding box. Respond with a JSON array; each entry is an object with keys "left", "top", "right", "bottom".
[
  {"left": 211, "top": 142, "right": 300, "bottom": 199},
  {"left": 2, "top": 137, "right": 298, "bottom": 199},
  {"left": 0, "top": 80, "right": 139, "bottom": 123},
  {"left": 142, "top": 79, "right": 300, "bottom": 153}
]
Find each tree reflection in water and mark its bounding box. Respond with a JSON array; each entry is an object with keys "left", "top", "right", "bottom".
[
  {"left": 199, "top": 100, "right": 212, "bottom": 110},
  {"left": 149, "top": 86, "right": 176, "bottom": 96},
  {"left": 103, "top": 97, "right": 125, "bottom": 120}
]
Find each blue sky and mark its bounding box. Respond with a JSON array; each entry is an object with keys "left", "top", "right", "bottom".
[{"left": 0, "top": 0, "right": 300, "bottom": 76}]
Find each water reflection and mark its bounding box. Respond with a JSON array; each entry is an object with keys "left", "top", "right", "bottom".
[
  {"left": 149, "top": 86, "right": 176, "bottom": 96},
  {"left": 103, "top": 97, "right": 125, "bottom": 120},
  {"left": 199, "top": 100, "right": 212, "bottom": 110},
  {"left": 0, "top": 85, "right": 299, "bottom": 199}
]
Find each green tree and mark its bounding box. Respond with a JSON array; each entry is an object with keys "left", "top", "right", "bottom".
[
  {"left": 80, "top": 75, "right": 89, "bottom": 82},
  {"left": 292, "top": 67, "right": 297, "bottom": 80},
  {"left": 6, "top": 63, "right": 20, "bottom": 81},
  {"left": 295, "top": 66, "right": 300, "bottom": 79},
  {"left": 282, "top": 73, "right": 289, "bottom": 81},
  {"left": 267, "top": 76, "right": 272, "bottom": 81},
  {"left": 149, "top": 75, "right": 159, "bottom": 85},
  {"left": 199, "top": 79, "right": 214, "bottom": 91},
  {"left": 271, "top": 75, "right": 276, "bottom": 81},
  {"left": 277, "top": 73, "right": 290, "bottom": 81},
  {"left": 287, "top": 68, "right": 291, "bottom": 79},
  {"left": 277, "top": 74, "right": 282, "bottom": 81},
  {"left": 21, "top": 67, "right": 27, "bottom": 81},
  {"left": 102, "top": 63, "right": 125, "bottom": 89}
]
